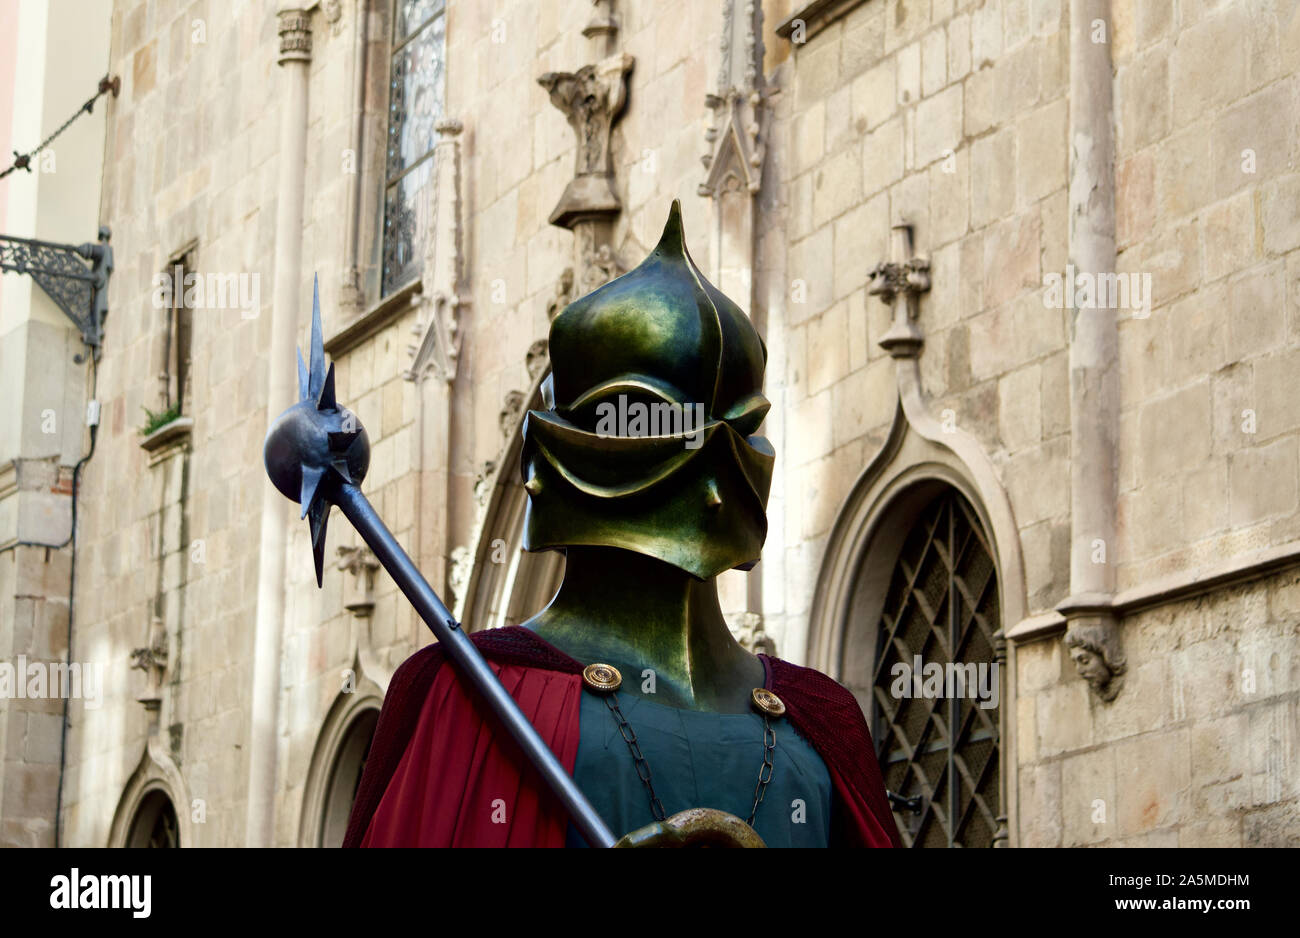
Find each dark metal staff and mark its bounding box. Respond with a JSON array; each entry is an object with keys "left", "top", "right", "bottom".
[{"left": 263, "top": 278, "right": 616, "bottom": 848}]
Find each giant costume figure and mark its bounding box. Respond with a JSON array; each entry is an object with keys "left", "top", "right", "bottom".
[{"left": 337, "top": 204, "right": 899, "bottom": 848}]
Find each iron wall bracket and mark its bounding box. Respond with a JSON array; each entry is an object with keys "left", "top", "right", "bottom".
[{"left": 0, "top": 225, "right": 112, "bottom": 362}]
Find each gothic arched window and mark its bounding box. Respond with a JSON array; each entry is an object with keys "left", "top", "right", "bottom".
[
  {"left": 382, "top": 0, "right": 446, "bottom": 296},
  {"left": 319, "top": 708, "right": 380, "bottom": 847},
  {"left": 871, "top": 487, "right": 1003, "bottom": 847},
  {"left": 126, "top": 789, "right": 179, "bottom": 848}
]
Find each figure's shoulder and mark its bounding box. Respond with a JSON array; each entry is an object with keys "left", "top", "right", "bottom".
[
  {"left": 389, "top": 626, "right": 583, "bottom": 689},
  {"left": 472, "top": 625, "right": 585, "bottom": 672},
  {"left": 762, "top": 655, "right": 864, "bottom": 717},
  {"left": 381, "top": 641, "right": 449, "bottom": 708},
  {"left": 761, "top": 655, "right": 876, "bottom": 761}
]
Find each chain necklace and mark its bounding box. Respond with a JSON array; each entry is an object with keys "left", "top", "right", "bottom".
[{"left": 581, "top": 663, "right": 785, "bottom": 828}]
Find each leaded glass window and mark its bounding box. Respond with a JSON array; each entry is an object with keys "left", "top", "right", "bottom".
[
  {"left": 383, "top": 0, "right": 446, "bottom": 296},
  {"left": 871, "top": 489, "right": 1002, "bottom": 847}
]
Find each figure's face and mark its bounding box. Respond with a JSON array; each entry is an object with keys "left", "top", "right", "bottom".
[
  {"left": 521, "top": 201, "right": 775, "bottom": 579},
  {"left": 1070, "top": 646, "right": 1108, "bottom": 683}
]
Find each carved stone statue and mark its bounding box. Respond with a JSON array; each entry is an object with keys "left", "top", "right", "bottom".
[{"left": 536, "top": 54, "right": 633, "bottom": 230}]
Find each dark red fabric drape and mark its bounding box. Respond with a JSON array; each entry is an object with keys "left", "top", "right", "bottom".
[
  {"left": 361, "top": 662, "right": 582, "bottom": 847},
  {"left": 344, "top": 626, "right": 899, "bottom": 848}
]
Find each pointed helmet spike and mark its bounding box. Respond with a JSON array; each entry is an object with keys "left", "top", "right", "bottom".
[
  {"left": 652, "top": 198, "right": 686, "bottom": 257},
  {"left": 308, "top": 274, "right": 326, "bottom": 401}
]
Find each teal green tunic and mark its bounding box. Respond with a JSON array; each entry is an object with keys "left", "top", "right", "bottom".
[{"left": 567, "top": 689, "right": 833, "bottom": 847}]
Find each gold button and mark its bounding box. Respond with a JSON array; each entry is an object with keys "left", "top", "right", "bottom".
[
  {"left": 582, "top": 663, "right": 623, "bottom": 693},
  {"left": 751, "top": 688, "right": 786, "bottom": 718}
]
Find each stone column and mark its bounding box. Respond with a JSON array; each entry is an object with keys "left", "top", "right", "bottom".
[
  {"left": 246, "top": 4, "right": 313, "bottom": 848},
  {"left": 1058, "top": 0, "right": 1125, "bottom": 702}
]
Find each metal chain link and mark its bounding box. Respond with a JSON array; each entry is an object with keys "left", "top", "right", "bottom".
[
  {"left": 603, "top": 692, "right": 777, "bottom": 829},
  {"left": 0, "top": 77, "right": 119, "bottom": 181},
  {"left": 604, "top": 693, "right": 667, "bottom": 821},
  {"left": 746, "top": 715, "right": 776, "bottom": 827}
]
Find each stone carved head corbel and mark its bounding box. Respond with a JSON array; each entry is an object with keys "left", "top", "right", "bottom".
[{"left": 1064, "top": 620, "right": 1126, "bottom": 702}]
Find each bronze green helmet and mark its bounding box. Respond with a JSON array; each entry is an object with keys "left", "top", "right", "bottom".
[{"left": 521, "top": 201, "right": 774, "bottom": 579}]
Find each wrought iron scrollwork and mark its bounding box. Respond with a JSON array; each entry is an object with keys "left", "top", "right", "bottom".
[{"left": 0, "top": 226, "right": 113, "bottom": 361}]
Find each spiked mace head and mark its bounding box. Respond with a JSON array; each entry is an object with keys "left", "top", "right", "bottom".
[{"left": 264, "top": 276, "right": 370, "bottom": 586}]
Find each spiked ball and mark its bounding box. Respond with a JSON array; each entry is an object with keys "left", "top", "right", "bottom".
[
  {"left": 263, "top": 276, "right": 370, "bottom": 586},
  {"left": 264, "top": 397, "right": 370, "bottom": 508}
]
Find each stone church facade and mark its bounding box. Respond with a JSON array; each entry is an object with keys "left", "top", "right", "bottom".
[{"left": 1, "top": 0, "right": 1296, "bottom": 847}]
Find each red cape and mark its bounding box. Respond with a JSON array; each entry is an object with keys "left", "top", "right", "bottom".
[{"left": 344, "top": 626, "right": 901, "bottom": 847}]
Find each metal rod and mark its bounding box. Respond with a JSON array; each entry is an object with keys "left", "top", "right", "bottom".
[{"left": 331, "top": 481, "right": 617, "bottom": 848}]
